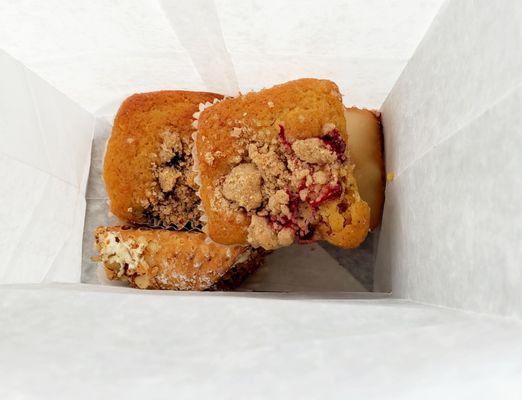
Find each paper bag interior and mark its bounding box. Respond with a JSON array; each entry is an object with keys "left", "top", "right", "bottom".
[{"left": 0, "top": 0, "right": 520, "bottom": 320}]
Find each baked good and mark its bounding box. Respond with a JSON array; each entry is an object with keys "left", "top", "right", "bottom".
[
  {"left": 99, "top": 91, "right": 265, "bottom": 291},
  {"left": 195, "top": 78, "right": 370, "bottom": 250},
  {"left": 345, "top": 107, "right": 385, "bottom": 230},
  {"left": 104, "top": 90, "right": 223, "bottom": 229},
  {"left": 94, "top": 226, "right": 263, "bottom": 290}
]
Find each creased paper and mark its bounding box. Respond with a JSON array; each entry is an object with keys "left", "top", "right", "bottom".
[
  {"left": 376, "top": 0, "right": 522, "bottom": 319},
  {"left": 0, "top": 284, "right": 521, "bottom": 399},
  {"left": 0, "top": 51, "right": 93, "bottom": 284},
  {"left": 0, "top": 0, "right": 444, "bottom": 111}
]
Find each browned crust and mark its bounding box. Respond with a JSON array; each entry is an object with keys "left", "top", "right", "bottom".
[
  {"left": 196, "top": 78, "right": 370, "bottom": 248},
  {"left": 345, "top": 107, "right": 385, "bottom": 230},
  {"left": 94, "top": 226, "right": 262, "bottom": 290},
  {"left": 209, "top": 249, "right": 265, "bottom": 290},
  {"left": 104, "top": 90, "right": 223, "bottom": 226}
]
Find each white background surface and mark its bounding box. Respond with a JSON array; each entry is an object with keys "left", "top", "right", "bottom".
[
  {"left": 0, "top": 50, "right": 93, "bottom": 284},
  {"left": 0, "top": 0, "right": 444, "bottom": 112}
]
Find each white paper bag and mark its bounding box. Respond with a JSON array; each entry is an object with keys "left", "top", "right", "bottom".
[{"left": 1, "top": 1, "right": 522, "bottom": 397}]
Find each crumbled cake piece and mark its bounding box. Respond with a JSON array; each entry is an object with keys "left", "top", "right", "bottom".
[
  {"left": 104, "top": 90, "right": 223, "bottom": 229},
  {"left": 222, "top": 163, "right": 263, "bottom": 211},
  {"left": 247, "top": 215, "right": 279, "bottom": 250},
  {"left": 196, "top": 78, "right": 370, "bottom": 249},
  {"left": 277, "top": 227, "right": 295, "bottom": 247},
  {"left": 157, "top": 165, "right": 182, "bottom": 192},
  {"left": 291, "top": 138, "right": 337, "bottom": 164},
  {"left": 267, "top": 189, "right": 290, "bottom": 215},
  {"left": 94, "top": 226, "right": 264, "bottom": 290}
]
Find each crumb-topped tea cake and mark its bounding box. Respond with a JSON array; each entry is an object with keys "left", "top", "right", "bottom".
[
  {"left": 94, "top": 226, "right": 263, "bottom": 290},
  {"left": 195, "top": 79, "right": 371, "bottom": 250},
  {"left": 104, "top": 90, "right": 223, "bottom": 229}
]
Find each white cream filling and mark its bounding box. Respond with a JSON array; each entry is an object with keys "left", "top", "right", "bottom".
[{"left": 99, "top": 232, "right": 148, "bottom": 277}]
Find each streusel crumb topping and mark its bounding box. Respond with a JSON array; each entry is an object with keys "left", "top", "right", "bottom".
[
  {"left": 208, "top": 123, "right": 349, "bottom": 249},
  {"left": 143, "top": 130, "right": 201, "bottom": 229}
]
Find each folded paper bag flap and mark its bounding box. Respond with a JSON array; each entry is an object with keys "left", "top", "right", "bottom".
[
  {"left": 0, "top": 50, "right": 94, "bottom": 284},
  {"left": 0, "top": 1, "right": 443, "bottom": 112},
  {"left": 375, "top": 0, "right": 522, "bottom": 319}
]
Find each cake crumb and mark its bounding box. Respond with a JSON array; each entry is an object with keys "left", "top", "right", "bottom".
[
  {"left": 247, "top": 215, "right": 279, "bottom": 250},
  {"left": 157, "top": 167, "right": 181, "bottom": 192},
  {"left": 313, "top": 171, "right": 328, "bottom": 184},
  {"left": 277, "top": 228, "right": 294, "bottom": 247},
  {"left": 222, "top": 163, "right": 263, "bottom": 211},
  {"left": 267, "top": 189, "right": 290, "bottom": 215},
  {"left": 292, "top": 138, "right": 337, "bottom": 164}
]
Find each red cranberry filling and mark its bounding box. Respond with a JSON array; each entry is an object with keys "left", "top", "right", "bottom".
[
  {"left": 288, "top": 190, "right": 300, "bottom": 214},
  {"left": 309, "top": 183, "right": 342, "bottom": 208},
  {"left": 267, "top": 182, "right": 341, "bottom": 240},
  {"left": 337, "top": 202, "right": 348, "bottom": 213},
  {"left": 321, "top": 129, "right": 346, "bottom": 161},
  {"left": 263, "top": 126, "right": 346, "bottom": 242},
  {"left": 278, "top": 125, "right": 293, "bottom": 153},
  {"left": 269, "top": 214, "right": 293, "bottom": 229}
]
